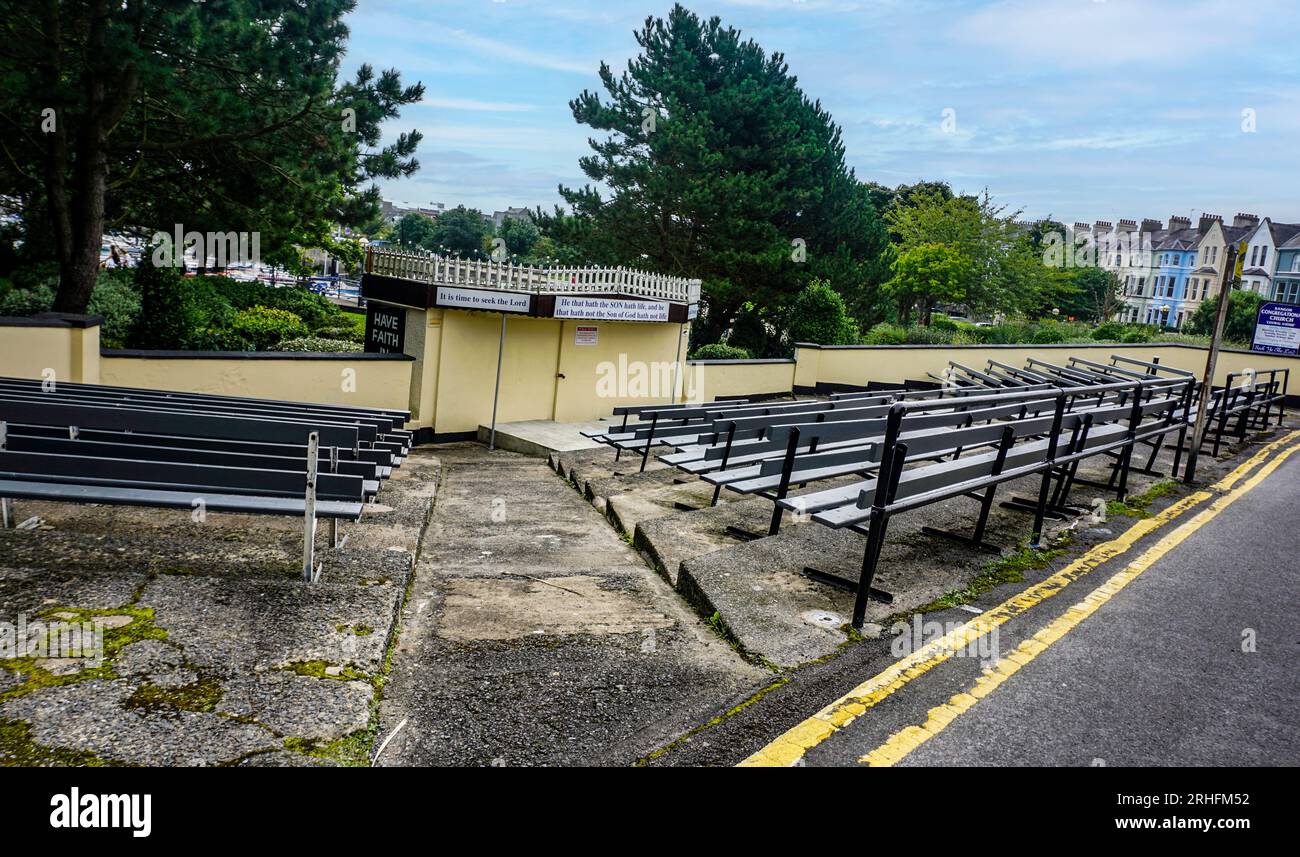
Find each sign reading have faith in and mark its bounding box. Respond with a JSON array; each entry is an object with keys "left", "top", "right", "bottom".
[{"left": 554, "top": 296, "right": 670, "bottom": 322}]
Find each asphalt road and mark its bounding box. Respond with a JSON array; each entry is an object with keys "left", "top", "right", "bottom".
[{"left": 800, "top": 445, "right": 1300, "bottom": 767}]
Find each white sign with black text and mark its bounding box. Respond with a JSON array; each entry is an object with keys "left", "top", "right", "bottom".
[
  {"left": 553, "top": 296, "right": 671, "bottom": 322},
  {"left": 575, "top": 325, "right": 598, "bottom": 346},
  {"left": 436, "top": 286, "right": 531, "bottom": 314}
]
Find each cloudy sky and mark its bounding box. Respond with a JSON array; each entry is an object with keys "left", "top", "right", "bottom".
[{"left": 343, "top": 0, "right": 1300, "bottom": 225}]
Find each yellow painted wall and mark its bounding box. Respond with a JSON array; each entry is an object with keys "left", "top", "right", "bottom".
[
  {"left": 553, "top": 318, "right": 686, "bottom": 422},
  {"left": 0, "top": 324, "right": 100, "bottom": 384},
  {"left": 432, "top": 310, "right": 564, "bottom": 434},
  {"left": 795, "top": 343, "right": 1300, "bottom": 390},
  {"left": 692, "top": 360, "right": 796, "bottom": 401},
  {"left": 7, "top": 317, "right": 1298, "bottom": 445},
  {"left": 100, "top": 355, "right": 412, "bottom": 410}
]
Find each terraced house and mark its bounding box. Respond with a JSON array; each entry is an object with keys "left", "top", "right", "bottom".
[
  {"left": 1113, "top": 213, "right": 1274, "bottom": 327},
  {"left": 1113, "top": 218, "right": 1164, "bottom": 323},
  {"left": 1274, "top": 232, "right": 1300, "bottom": 305},
  {"left": 1144, "top": 216, "right": 1200, "bottom": 328},
  {"left": 1239, "top": 217, "right": 1300, "bottom": 300}
]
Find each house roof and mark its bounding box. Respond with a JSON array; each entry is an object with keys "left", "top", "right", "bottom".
[
  {"left": 1268, "top": 223, "right": 1300, "bottom": 247},
  {"left": 1153, "top": 227, "right": 1201, "bottom": 251}
]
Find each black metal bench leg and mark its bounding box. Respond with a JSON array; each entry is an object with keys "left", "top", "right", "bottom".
[
  {"left": 639, "top": 414, "right": 658, "bottom": 473},
  {"left": 852, "top": 508, "right": 894, "bottom": 629}
]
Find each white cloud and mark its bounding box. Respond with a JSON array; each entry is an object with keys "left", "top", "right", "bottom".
[
  {"left": 418, "top": 96, "right": 536, "bottom": 113},
  {"left": 952, "top": 0, "right": 1281, "bottom": 68}
]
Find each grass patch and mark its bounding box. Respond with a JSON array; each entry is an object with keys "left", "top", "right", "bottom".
[
  {"left": 0, "top": 606, "right": 169, "bottom": 702},
  {"left": 909, "top": 537, "right": 1073, "bottom": 615},
  {"left": 1106, "top": 479, "right": 1180, "bottom": 519}
]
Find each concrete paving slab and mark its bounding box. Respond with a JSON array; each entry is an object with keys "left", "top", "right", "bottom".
[
  {"left": 375, "top": 444, "right": 766, "bottom": 766},
  {"left": 478, "top": 419, "right": 608, "bottom": 457}
]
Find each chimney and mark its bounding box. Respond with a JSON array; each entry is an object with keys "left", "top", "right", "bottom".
[
  {"left": 1073, "top": 222, "right": 1091, "bottom": 234},
  {"left": 1141, "top": 218, "right": 1162, "bottom": 233},
  {"left": 1118, "top": 219, "right": 1137, "bottom": 229},
  {"left": 1198, "top": 213, "right": 1222, "bottom": 232},
  {"left": 1232, "top": 212, "right": 1260, "bottom": 228},
  {"left": 1094, "top": 220, "right": 1112, "bottom": 234},
  {"left": 1169, "top": 215, "right": 1191, "bottom": 232}
]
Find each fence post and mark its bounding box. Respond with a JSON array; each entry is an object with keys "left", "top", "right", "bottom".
[{"left": 303, "top": 431, "right": 320, "bottom": 582}]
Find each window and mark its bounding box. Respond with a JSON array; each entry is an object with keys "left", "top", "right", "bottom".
[
  {"left": 1261, "top": 246, "right": 1268, "bottom": 266},
  {"left": 1276, "top": 281, "right": 1300, "bottom": 304},
  {"left": 1250, "top": 245, "right": 1259, "bottom": 266}
]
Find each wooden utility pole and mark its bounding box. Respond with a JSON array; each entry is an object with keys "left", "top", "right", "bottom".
[{"left": 1184, "top": 243, "right": 1238, "bottom": 482}]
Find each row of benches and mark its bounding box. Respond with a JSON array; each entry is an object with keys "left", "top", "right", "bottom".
[
  {"left": 0, "top": 376, "right": 411, "bottom": 581},
  {"left": 584, "top": 354, "right": 1287, "bottom": 627}
]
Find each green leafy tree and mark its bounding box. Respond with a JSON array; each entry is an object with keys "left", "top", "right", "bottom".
[
  {"left": 1061, "top": 267, "right": 1123, "bottom": 322},
  {"left": 498, "top": 217, "right": 540, "bottom": 258},
  {"left": 396, "top": 213, "right": 437, "bottom": 249},
  {"left": 885, "top": 243, "right": 969, "bottom": 325},
  {"left": 540, "top": 4, "right": 888, "bottom": 349},
  {"left": 786, "top": 279, "right": 859, "bottom": 345},
  {"left": 887, "top": 190, "right": 1055, "bottom": 319},
  {"left": 0, "top": 1, "right": 423, "bottom": 312},
  {"left": 1186, "top": 290, "right": 1264, "bottom": 344},
  {"left": 430, "top": 206, "right": 489, "bottom": 259}
]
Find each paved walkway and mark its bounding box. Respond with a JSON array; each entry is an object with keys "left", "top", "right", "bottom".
[{"left": 375, "top": 444, "right": 762, "bottom": 766}]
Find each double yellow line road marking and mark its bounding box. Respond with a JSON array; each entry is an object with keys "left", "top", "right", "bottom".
[{"left": 740, "top": 431, "right": 1300, "bottom": 768}]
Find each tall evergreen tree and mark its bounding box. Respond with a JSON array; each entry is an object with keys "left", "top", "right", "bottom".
[
  {"left": 0, "top": 0, "right": 423, "bottom": 311},
  {"left": 540, "top": 4, "right": 887, "bottom": 346}
]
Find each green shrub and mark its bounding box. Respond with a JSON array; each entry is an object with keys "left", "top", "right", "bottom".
[
  {"left": 206, "top": 277, "right": 342, "bottom": 331},
  {"left": 313, "top": 324, "right": 365, "bottom": 344},
  {"left": 1031, "top": 325, "right": 1065, "bottom": 344},
  {"left": 0, "top": 284, "right": 55, "bottom": 316},
  {"left": 129, "top": 261, "right": 199, "bottom": 349},
  {"left": 690, "top": 343, "right": 752, "bottom": 361},
  {"left": 929, "top": 315, "right": 959, "bottom": 331},
  {"left": 903, "top": 325, "right": 955, "bottom": 344},
  {"left": 229, "top": 305, "right": 309, "bottom": 350},
  {"left": 87, "top": 270, "right": 141, "bottom": 348},
  {"left": 1120, "top": 327, "right": 1150, "bottom": 343},
  {"left": 862, "top": 323, "right": 908, "bottom": 345},
  {"left": 187, "top": 327, "right": 253, "bottom": 351},
  {"left": 1091, "top": 321, "right": 1124, "bottom": 341},
  {"left": 786, "top": 279, "right": 858, "bottom": 346},
  {"left": 726, "top": 302, "right": 774, "bottom": 358},
  {"left": 274, "top": 337, "right": 363, "bottom": 353}
]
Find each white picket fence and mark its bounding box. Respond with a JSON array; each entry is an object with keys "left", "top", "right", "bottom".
[{"left": 367, "top": 247, "right": 701, "bottom": 305}]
